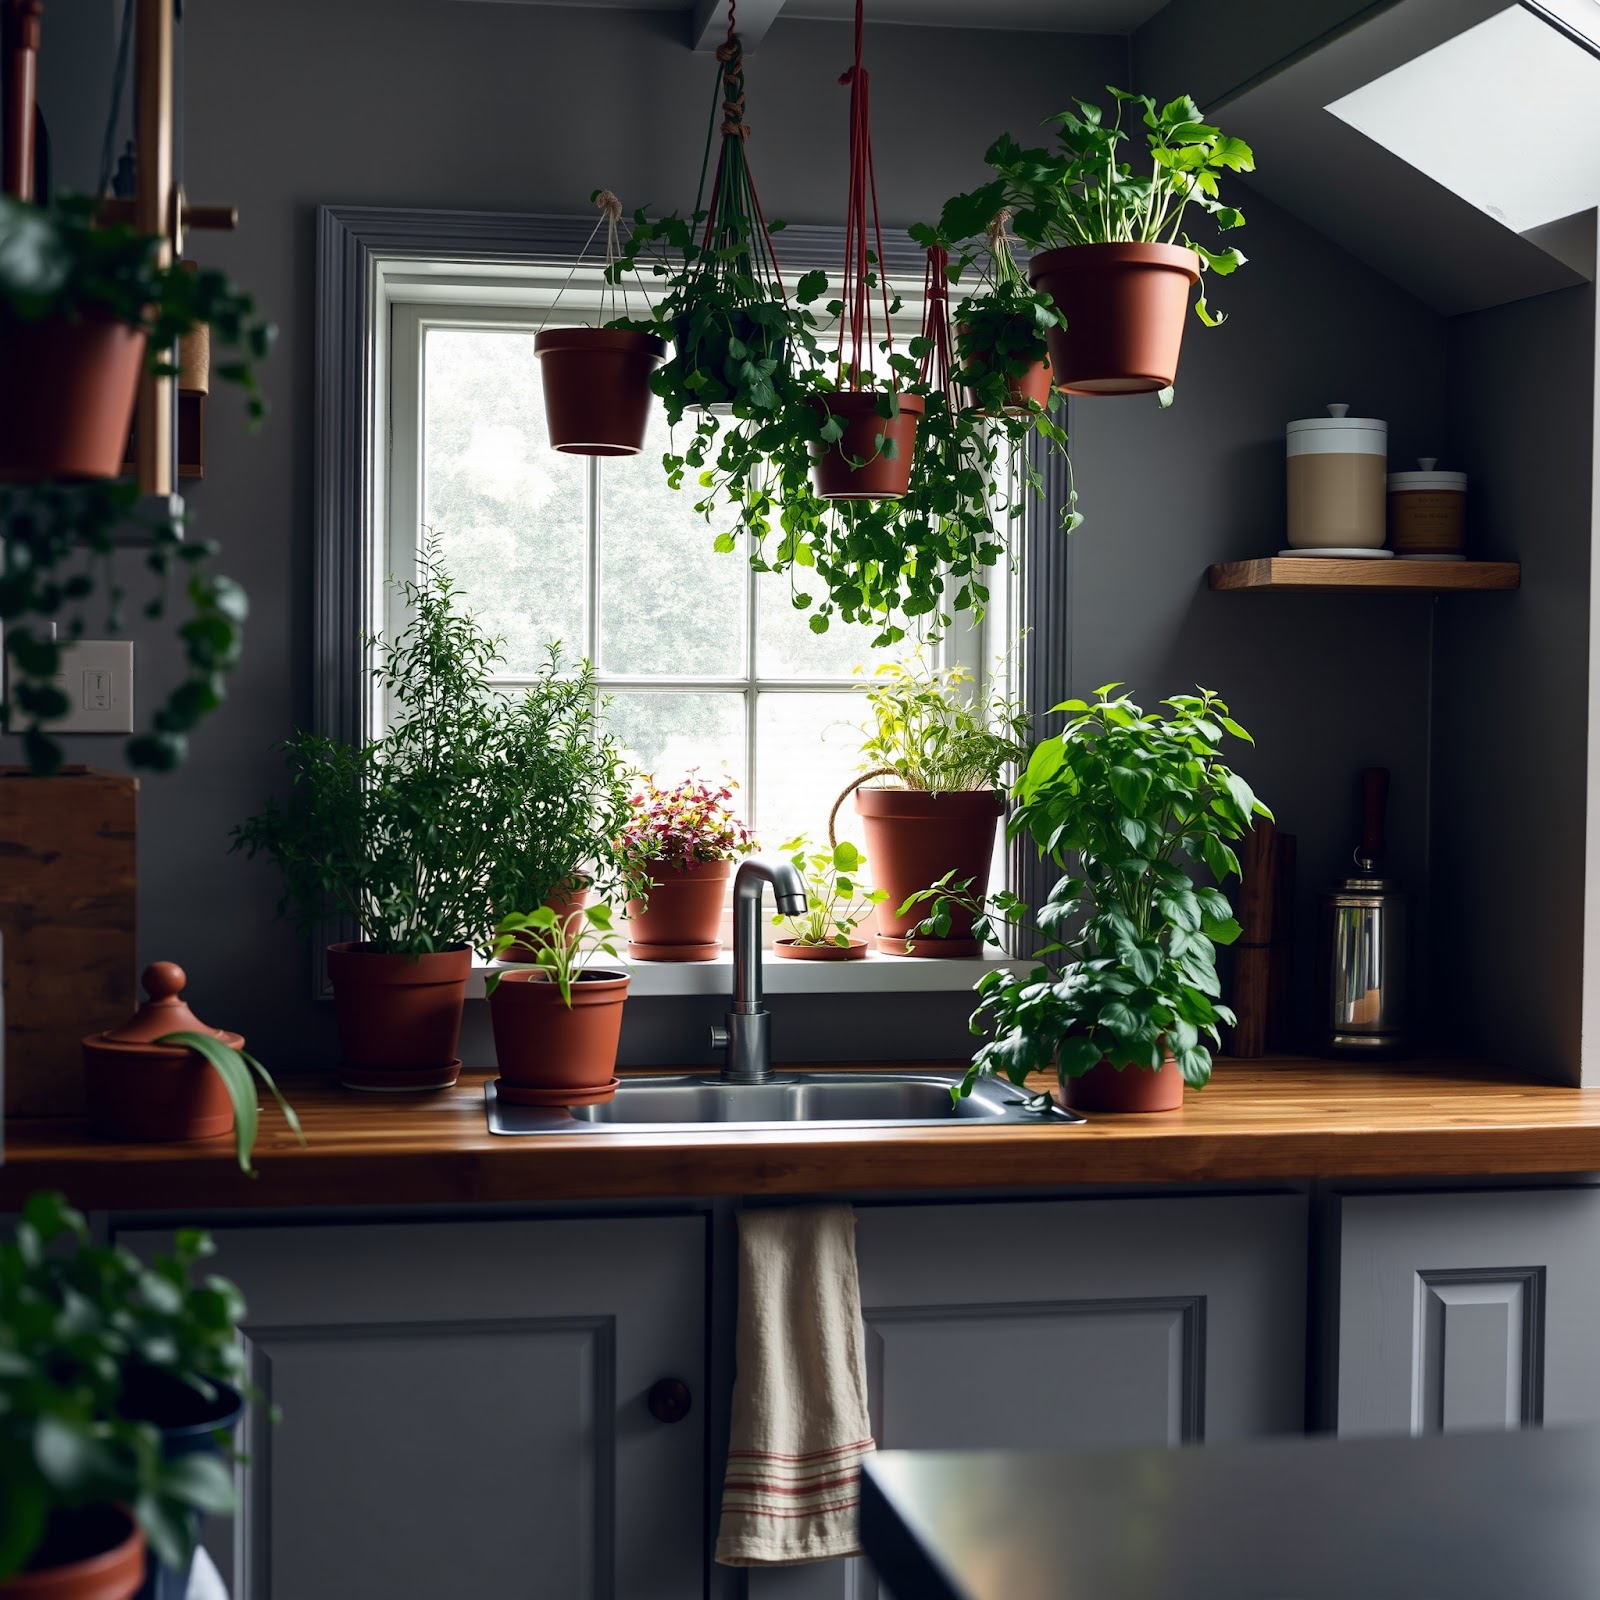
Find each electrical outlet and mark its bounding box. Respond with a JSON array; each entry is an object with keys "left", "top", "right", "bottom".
[{"left": 43, "top": 641, "right": 135, "bottom": 734}]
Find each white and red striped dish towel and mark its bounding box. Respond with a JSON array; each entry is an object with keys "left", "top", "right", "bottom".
[{"left": 714, "top": 1204, "right": 875, "bottom": 1567}]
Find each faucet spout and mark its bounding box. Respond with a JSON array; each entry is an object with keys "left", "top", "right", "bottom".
[{"left": 713, "top": 856, "right": 809, "bottom": 1083}]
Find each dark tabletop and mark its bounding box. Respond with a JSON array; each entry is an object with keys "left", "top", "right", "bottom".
[{"left": 861, "top": 1426, "right": 1600, "bottom": 1599}]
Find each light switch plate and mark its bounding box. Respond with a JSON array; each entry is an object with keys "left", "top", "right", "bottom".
[{"left": 46, "top": 641, "right": 135, "bottom": 733}]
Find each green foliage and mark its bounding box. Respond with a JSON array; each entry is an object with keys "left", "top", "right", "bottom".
[
  {"left": 0, "top": 480, "right": 248, "bottom": 774},
  {"left": 933, "top": 89, "right": 1253, "bottom": 328},
  {"left": 0, "top": 1193, "right": 253, "bottom": 1579},
  {"left": 858, "top": 657, "right": 1028, "bottom": 793},
  {"left": 773, "top": 837, "right": 887, "bottom": 946},
  {"left": 487, "top": 902, "right": 625, "bottom": 1007},
  {"left": 0, "top": 194, "right": 276, "bottom": 422},
  {"left": 920, "top": 687, "right": 1270, "bottom": 1100},
  {"left": 154, "top": 1032, "right": 303, "bottom": 1176},
  {"left": 234, "top": 552, "right": 628, "bottom": 956}
]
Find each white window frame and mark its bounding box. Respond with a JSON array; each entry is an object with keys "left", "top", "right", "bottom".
[{"left": 373, "top": 260, "right": 1019, "bottom": 841}]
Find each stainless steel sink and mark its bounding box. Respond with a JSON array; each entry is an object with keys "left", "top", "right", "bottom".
[{"left": 485, "top": 1072, "right": 1085, "bottom": 1135}]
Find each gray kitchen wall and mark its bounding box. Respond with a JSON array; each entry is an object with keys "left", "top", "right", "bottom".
[
  {"left": 1431, "top": 281, "right": 1597, "bottom": 1083},
  {"left": 8, "top": 0, "right": 1453, "bottom": 1067}
]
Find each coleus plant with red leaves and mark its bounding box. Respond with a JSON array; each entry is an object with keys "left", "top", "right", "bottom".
[{"left": 618, "top": 773, "right": 756, "bottom": 878}]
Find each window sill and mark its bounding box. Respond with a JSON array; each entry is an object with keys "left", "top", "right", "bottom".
[{"left": 467, "top": 949, "right": 1027, "bottom": 1000}]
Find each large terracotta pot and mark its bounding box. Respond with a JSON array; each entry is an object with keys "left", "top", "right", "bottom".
[
  {"left": 489, "top": 968, "right": 628, "bottom": 1106},
  {"left": 625, "top": 858, "right": 732, "bottom": 960},
  {"left": 326, "top": 943, "right": 470, "bottom": 1091},
  {"left": 81, "top": 963, "right": 239, "bottom": 1144},
  {"left": 809, "top": 391, "right": 926, "bottom": 500},
  {"left": 958, "top": 319, "right": 1053, "bottom": 416},
  {"left": 0, "top": 1506, "right": 144, "bottom": 1600},
  {"left": 1027, "top": 242, "right": 1201, "bottom": 396},
  {"left": 856, "top": 788, "right": 1004, "bottom": 957},
  {"left": 533, "top": 327, "right": 666, "bottom": 456},
  {"left": 0, "top": 314, "right": 148, "bottom": 482},
  {"left": 1063, "top": 1051, "right": 1185, "bottom": 1113}
]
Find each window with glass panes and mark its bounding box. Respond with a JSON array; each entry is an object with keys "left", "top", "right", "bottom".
[{"left": 385, "top": 282, "right": 1012, "bottom": 856}]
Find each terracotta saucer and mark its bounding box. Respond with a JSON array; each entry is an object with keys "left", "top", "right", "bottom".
[
  {"left": 874, "top": 934, "right": 980, "bottom": 958},
  {"left": 626, "top": 941, "right": 721, "bottom": 961},
  {"left": 493, "top": 1076, "right": 620, "bottom": 1108},
  {"left": 340, "top": 1059, "right": 463, "bottom": 1093}
]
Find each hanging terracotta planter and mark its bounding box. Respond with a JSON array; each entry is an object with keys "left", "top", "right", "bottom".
[
  {"left": 1062, "top": 1050, "right": 1185, "bottom": 1113},
  {"left": 0, "top": 1505, "right": 144, "bottom": 1600},
  {"left": 958, "top": 319, "right": 1053, "bottom": 415},
  {"left": 625, "top": 858, "right": 731, "bottom": 960},
  {"left": 1027, "top": 242, "right": 1200, "bottom": 395},
  {"left": 809, "top": 391, "right": 925, "bottom": 500},
  {"left": 855, "top": 787, "right": 1004, "bottom": 957},
  {"left": 489, "top": 968, "right": 628, "bottom": 1106},
  {"left": 774, "top": 938, "right": 868, "bottom": 962},
  {"left": 0, "top": 314, "right": 147, "bottom": 481},
  {"left": 326, "top": 943, "right": 470, "bottom": 1091},
  {"left": 81, "top": 962, "right": 240, "bottom": 1144},
  {"left": 534, "top": 327, "right": 666, "bottom": 457}
]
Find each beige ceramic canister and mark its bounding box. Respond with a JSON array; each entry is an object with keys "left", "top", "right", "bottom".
[
  {"left": 1286, "top": 403, "right": 1388, "bottom": 552},
  {"left": 1387, "top": 457, "right": 1466, "bottom": 560}
]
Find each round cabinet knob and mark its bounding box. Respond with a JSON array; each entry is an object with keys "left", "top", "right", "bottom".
[{"left": 647, "top": 1377, "right": 693, "bottom": 1424}]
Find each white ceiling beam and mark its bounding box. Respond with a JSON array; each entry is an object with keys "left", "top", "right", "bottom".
[{"left": 689, "top": 0, "right": 788, "bottom": 52}]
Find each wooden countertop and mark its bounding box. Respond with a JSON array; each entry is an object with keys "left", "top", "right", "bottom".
[{"left": 3, "top": 1057, "right": 1598, "bottom": 1211}]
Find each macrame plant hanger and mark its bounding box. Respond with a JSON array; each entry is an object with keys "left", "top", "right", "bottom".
[{"left": 835, "top": 0, "right": 893, "bottom": 395}]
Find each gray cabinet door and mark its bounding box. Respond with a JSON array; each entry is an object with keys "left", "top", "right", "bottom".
[
  {"left": 1337, "top": 1187, "right": 1600, "bottom": 1438},
  {"left": 750, "top": 1194, "right": 1307, "bottom": 1600},
  {"left": 119, "top": 1216, "right": 707, "bottom": 1600}
]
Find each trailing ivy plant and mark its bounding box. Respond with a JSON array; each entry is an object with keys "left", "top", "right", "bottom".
[
  {"left": 934, "top": 90, "right": 1254, "bottom": 329},
  {"left": 907, "top": 686, "right": 1270, "bottom": 1101},
  {"left": 0, "top": 479, "right": 248, "bottom": 774},
  {"left": 235, "top": 553, "right": 624, "bottom": 957}
]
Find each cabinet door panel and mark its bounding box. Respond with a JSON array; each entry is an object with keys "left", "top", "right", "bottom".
[
  {"left": 749, "top": 1193, "right": 1306, "bottom": 1600},
  {"left": 119, "top": 1216, "right": 706, "bottom": 1600},
  {"left": 1338, "top": 1188, "right": 1600, "bottom": 1438}
]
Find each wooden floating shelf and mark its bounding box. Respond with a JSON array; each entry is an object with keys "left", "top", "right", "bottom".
[{"left": 1208, "top": 557, "right": 1520, "bottom": 594}]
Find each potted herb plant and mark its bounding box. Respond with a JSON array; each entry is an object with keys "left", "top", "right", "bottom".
[
  {"left": 832, "top": 659, "right": 1027, "bottom": 956},
  {"left": 911, "top": 687, "right": 1267, "bottom": 1112},
  {"left": 939, "top": 91, "right": 1252, "bottom": 395},
  {"left": 619, "top": 774, "right": 754, "bottom": 960},
  {"left": 233, "top": 559, "right": 519, "bottom": 1091},
  {"left": 79, "top": 960, "right": 302, "bottom": 1174},
  {"left": 0, "top": 1192, "right": 252, "bottom": 1598},
  {"left": 0, "top": 193, "right": 273, "bottom": 480},
  {"left": 535, "top": 191, "right": 665, "bottom": 456},
  {"left": 486, "top": 903, "right": 629, "bottom": 1105},
  {"left": 771, "top": 837, "right": 886, "bottom": 960}
]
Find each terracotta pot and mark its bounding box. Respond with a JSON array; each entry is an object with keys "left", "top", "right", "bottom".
[
  {"left": 533, "top": 327, "right": 666, "bottom": 456},
  {"left": 856, "top": 788, "right": 1004, "bottom": 957},
  {"left": 490, "top": 968, "right": 628, "bottom": 1106},
  {"left": 773, "top": 937, "right": 869, "bottom": 962},
  {"left": 81, "top": 963, "right": 240, "bottom": 1144},
  {"left": 118, "top": 1368, "right": 243, "bottom": 1600},
  {"left": 0, "top": 1506, "right": 144, "bottom": 1600},
  {"left": 958, "top": 319, "right": 1053, "bottom": 415},
  {"left": 625, "top": 858, "right": 732, "bottom": 960},
  {"left": 1064, "top": 1051, "right": 1185, "bottom": 1113},
  {"left": 1027, "top": 242, "right": 1201, "bottom": 396},
  {"left": 809, "top": 391, "right": 926, "bottom": 500},
  {"left": 0, "top": 313, "right": 148, "bottom": 482},
  {"left": 500, "top": 879, "right": 596, "bottom": 963},
  {"left": 326, "top": 943, "right": 470, "bottom": 1091}
]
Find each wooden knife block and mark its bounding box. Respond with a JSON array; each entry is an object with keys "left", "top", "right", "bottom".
[{"left": 1, "top": 766, "right": 138, "bottom": 1116}]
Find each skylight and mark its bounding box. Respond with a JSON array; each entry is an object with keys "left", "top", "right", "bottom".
[{"left": 1327, "top": 2, "right": 1600, "bottom": 235}]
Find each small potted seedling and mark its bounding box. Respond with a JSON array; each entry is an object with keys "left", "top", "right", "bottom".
[{"left": 771, "top": 838, "right": 887, "bottom": 961}]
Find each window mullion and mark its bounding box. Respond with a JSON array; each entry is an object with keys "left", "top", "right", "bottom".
[
  {"left": 745, "top": 530, "right": 760, "bottom": 837},
  {"left": 587, "top": 455, "right": 602, "bottom": 668}
]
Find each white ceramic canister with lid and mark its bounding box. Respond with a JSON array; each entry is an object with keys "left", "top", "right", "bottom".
[
  {"left": 1286, "top": 403, "right": 1388, "bottom": 550},
  {"left": 1387, "top": 457, "right": 1466, "bottom": 560}
]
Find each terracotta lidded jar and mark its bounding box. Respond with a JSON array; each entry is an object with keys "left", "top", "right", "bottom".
[
  {"left": 1387, "top": 457, "right": 1466, "bottom": 560},
  {"left": 81, "top": 962, "right": 240, "bottom": 1143},
  {"left": 1285, "top": 404, "right": 1388, "bottom": 553}
]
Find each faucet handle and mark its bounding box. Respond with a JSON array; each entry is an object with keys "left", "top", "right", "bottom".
[{"left": 709, "top": 1023, "right": 730, "bottom": 1052}]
